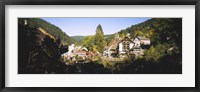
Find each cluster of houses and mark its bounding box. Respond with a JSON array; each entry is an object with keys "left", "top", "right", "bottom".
[
  {"left": 103, "top": 33, "right": 150, "bottom": 58},
  {"left": 61, "top": 44, "right": 99, "bottom": 62},
  {"left": 62, "top": 33, "right": 151, "bottom": 62}
]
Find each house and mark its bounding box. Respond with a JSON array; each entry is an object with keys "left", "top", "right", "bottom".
[
  {"left": 104, "top": 34, "right": 135, "bottom": 57},
  {"left": 104, "top": 34, "right": 150, "bottom": 58},
  {"left": 73, "top": 50, "right": 87, "bottom": 60},
  {"left": 134, "top": 36, "right": 150, "bottom": 47},
  {"left": 107, "top": 44, "right": 118, "bottom": 57},
  {"left": 118, "top": 36, "right": 134, "bottom": 56},
  {"left": 68, "top": 44, "right": 75, "bottom": 54},
  {"left": 74, "top": 50, "right": 87, "bottom": 57},
  {"left": 129, "top": 47, "right": 144, "bottom": 57},
  {"left": 90, "top": 51, "right": 99, "bottom": 57},
  {"left": 103, "top": 33, "right": 120, "bottom": 57}
]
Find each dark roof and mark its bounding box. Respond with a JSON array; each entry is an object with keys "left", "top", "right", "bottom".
[
  {"left": 137, "top": 36, "right": 150, "bottom": 40},
  {"left": 120, "top": 37, "right": 134, "bottom": 43}
]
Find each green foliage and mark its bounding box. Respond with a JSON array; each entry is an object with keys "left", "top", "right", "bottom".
[
  {"left": 82, "top": 36, "right": 94, "bottom": 51},
  {"left": 118, "top": 18, "right": 182, "bottom": 46},
  {"left": 105, "top": 34, "right": 115, "bottom": 45},
  {"left": 94, "top": 24, "right": 106, "bottom": 53},
  {"left": 71, "top": 36, "right": 85, "bottom": 44},
  {"left": 144, "top": 44, "right": 169, "bottom": 62},
  {"left": 116, "top": 18, "right": 182, "bottom": 63},
  {"left": 120, "top": 33, "right": 125, "bottom": 39},
  {"left": 133, "top": 30, "right": 144, "bottom": 37},
  {"left": 18, "top": 18, "right": 74, "bottom": 45},
  {"left": 82, "top": 24, "right": 106, "bottom": 53}
]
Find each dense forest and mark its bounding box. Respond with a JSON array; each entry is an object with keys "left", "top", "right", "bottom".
[
  {"left": 118, "top": 18, "right": 181, "bottom": 46},
  {"left": 118, "top": 18, "right": 182, "bottom": 62},
  {"left": 18, "top": 18, "right": 182, "bottom": 74}
]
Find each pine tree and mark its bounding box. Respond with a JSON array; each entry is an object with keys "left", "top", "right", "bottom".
[{"left": 94, "top": 24, "right": 106, "bottom": 53}]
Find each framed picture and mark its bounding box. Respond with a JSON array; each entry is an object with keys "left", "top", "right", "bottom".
[{"left": 1, "top": 0, "right": 200, "bottom": 91}]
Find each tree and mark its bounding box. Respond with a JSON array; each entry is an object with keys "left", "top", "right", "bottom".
[
  {"left": 144, "top": 44, "right": 168, "bottom": 62},
  {"left": 120, "top": 33, "right": 125, "bottom": 39},
  {"left": 82, "top": 36, "right": 94, "bottom": 51},
  {"left": 133, "top": 30, "right": 144, "bottom": 37},
  {"left": 94, "top": 24, "right": 106, "bottom": 53}
]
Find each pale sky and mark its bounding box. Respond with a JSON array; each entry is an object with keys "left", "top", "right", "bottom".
[{"left": 41, "top": 18, "right": 151, "bottom": 36}]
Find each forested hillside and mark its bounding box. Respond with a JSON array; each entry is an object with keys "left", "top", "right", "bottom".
[
  {"left": 70, "top": 36, "right": 85, "bottom": 43},
  {"left": 71, "top": 34, "right": 114, "bottom": 46},
  {"left": 18, "top": 19, "right": 70, "bottom": 73},
  {"left": 106, "top": 18, "right": 182, "bottom": 63},
  {"left": 18, "top": 18, "right": 74, "bottom": 45},
  {"left": 118, "top": 18, "right": 181, "bottom": 46}
]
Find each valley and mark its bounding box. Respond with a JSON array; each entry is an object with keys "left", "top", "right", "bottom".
[{"left": 18, "top": 18, "right": 182, "bottom": 74}]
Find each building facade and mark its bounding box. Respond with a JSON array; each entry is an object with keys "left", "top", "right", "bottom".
[
  {"left": 105, "top": 34, "right": 151, "bottom": 58},
  {"left": 134, "top": 36, "right": 150, "bottom": 46},
  {"left": 118, "top": 37, "right": 134, "bottom": 56}
]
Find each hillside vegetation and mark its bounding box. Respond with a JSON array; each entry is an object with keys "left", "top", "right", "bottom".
[
  {"left": 118, "top": 18, "right": 181, "bottom": 46},
  {"left": 104, "top": 18, "right": 182, "bottom": 61},
  {"left": 18, "top": 18, "right": 74, "bottom": 45},
  {"left": 70, "top": 36, "right": 85, "bottom": 44}
]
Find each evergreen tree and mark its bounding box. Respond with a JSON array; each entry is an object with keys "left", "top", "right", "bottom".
[{"left": 94, "top": 24, "right": 106, "bottom": 53}]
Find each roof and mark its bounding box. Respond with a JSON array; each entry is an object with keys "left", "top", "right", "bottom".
[
  {"left": 119, "top": 37, "right": 134, "bottom": 43},
  {"left": 105, "top": 37, "right": 120, "bottom": 50},
  {"left": 136, "top": 36, "right": 150, "bottom": 40},
  {"left": 74, "top": 50, "right": 87, "bottom": 54},
  {"left": 105, "top": 36, "right": 135, "bottom": 50}
]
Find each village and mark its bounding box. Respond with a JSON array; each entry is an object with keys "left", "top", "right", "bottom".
[
  {"left": 21, "top": 19, "right": 151, "bottom": 64},
  {"left": 18, "top": 18, "right": 182, "bottom": 74},
  {"left": 61, "top": 33, "right": 151, "bottom": 64},
  {"left": 34, "top": 24, "right": 151, "bottom": 64}
]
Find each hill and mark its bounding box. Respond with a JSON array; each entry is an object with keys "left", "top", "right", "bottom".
[
  {"left": 70, "top": 36, "right": 85, "bottom": 43},
  {"left": 18, "top": 18, "right": 74, "bottom": 45},
  {"left": 117, "top": 18, "right": 182, "bottom": 46},
  {"left": 105, "top": 18, "right": 181, "bottom": 46},
  {"left": 71, "top": 34, "right": 114, "bottom": 46},
  {"left": 105, "top": 18, "right": 182, "bottom": 63}
]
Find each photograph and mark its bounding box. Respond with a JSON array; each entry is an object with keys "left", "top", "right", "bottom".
[{"left": 18, "top": 17, "right": 182, "bottom": 74}]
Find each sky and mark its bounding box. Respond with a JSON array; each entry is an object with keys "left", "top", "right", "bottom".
[{"left": 41, "top": 18, "right": 151, "bottom": 36}]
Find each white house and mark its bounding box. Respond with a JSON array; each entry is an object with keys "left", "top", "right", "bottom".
[
  {"left": 118, "top": 36, "right": 134, "bottom": 56},
  {"left": 103, "top": 33, "right": 120, "bottom": 57},
  {"left": 68, "top": 44, "right": 75, "bottom": 55},
  {"left": 134, "top": 36, "right": 150, "bottom": 46},
  {"left": 104, "top": 34, "right": 151, "bottom": 58}
]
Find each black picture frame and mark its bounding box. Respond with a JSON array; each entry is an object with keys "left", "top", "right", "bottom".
[{"left": 0, "top": 0, "right": 200, "bottom": 92}]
